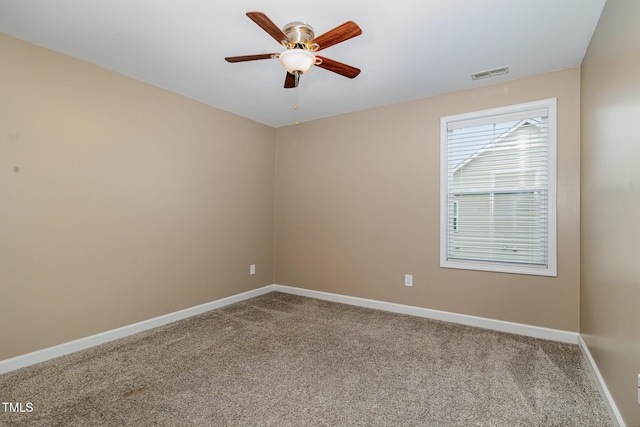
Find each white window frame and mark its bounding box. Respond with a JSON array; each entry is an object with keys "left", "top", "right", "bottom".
[{"left": 440, "top": 99, "right": 557, "bottom": 277}]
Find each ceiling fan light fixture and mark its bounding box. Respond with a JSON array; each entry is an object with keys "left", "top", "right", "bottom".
[{"left": 279, "top": 49, "right": 315, "bottom": 74}]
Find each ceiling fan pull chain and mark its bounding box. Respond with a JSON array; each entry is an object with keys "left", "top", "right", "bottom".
[{"left": 295, "top": 86, "right": 300, "bottom": 126}]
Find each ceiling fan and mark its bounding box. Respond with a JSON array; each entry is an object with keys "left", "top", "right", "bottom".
[{"left": 225, "top": 12, "right": 362, "bottom": 89}]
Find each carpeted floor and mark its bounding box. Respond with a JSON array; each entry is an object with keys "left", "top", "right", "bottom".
[{"left": 0, "top": 292, "right": 612, "bottom": 426}]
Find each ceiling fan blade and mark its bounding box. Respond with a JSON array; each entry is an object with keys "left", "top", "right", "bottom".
[
  {"left": 309, "top": 21, "right": 362, "bottom": 51},
  {"left": 246, "top": 12, "right": 290, "bottom": 45},
  {"left": 225, "top": 53, "right": 277, "bottom": 63},
  {"left": 315, "top": 56, "right": 361, "bottom": 79},
  {"left": 284, "top": 72, "right": 298, "bottom": 88}
]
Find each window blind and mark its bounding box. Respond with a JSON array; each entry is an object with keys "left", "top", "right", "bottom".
[{"left": 441, "top": 99, "right": 557, "bottom": 275}]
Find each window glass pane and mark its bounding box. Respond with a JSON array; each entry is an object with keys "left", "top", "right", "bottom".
[{"left": 449, "top": 192, "right": 546, "bottom": 265}]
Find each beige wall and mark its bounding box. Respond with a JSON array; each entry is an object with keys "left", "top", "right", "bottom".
[
  {"left": 275, "top": 67, "right": 581, "bottom": 331},
  {"left": 0, "top": 34, "right": 275, "bottom": 360},
  {"left": 581, "top": 0, "right": 640, "bottom": 425}
]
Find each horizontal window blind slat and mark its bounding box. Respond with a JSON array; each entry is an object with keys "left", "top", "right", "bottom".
[{"left": 447, "top": 109, "right": 548, "bottom": 130}]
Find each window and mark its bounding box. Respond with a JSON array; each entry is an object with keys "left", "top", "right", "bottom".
[{"left": 440, "top": 99, "right": 557, "bottom": 276}]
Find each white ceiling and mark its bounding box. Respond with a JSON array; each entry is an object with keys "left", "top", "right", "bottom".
[{"left": 0, "top": 0, "right": 606, "bottom": 128}]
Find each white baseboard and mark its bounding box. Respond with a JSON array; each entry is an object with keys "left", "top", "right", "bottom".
[
  {"left": 0, "top": 283, "right": 581, "bottom": 374},
  {"left": 0, "top": 286, "right": 273, "bottom": 375},
  {"left": 272, "top": 284, "right": 579, "bottom": 344},
  {"left": 578, "top": 335, "right": 626, "bottom": 427}
]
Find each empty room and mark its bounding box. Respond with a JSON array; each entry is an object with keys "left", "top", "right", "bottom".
[{"left": 1, "top": 0, "right": 638, "bottom": 426}]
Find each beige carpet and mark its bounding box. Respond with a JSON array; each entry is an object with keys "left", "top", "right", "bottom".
[{"left": 0, "top": 292, "right": 611, "bottom": 426}]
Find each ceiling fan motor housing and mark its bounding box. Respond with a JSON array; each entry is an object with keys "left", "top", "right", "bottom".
[{"left": 283, "top": 22, "right": 314, "bottom": 45}]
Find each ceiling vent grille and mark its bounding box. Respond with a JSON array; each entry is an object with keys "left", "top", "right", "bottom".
[{"left": 471, "top": 66, "right": 510, "bottom": 80}]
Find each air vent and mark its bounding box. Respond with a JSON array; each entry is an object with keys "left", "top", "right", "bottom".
[{"left": 471, "top": 66, "right": 509, "bottom": 80}]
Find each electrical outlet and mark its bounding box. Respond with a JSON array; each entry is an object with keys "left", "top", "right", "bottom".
[
  {"left": 250, "top": 264, "right": 256, "bottom": 275},
  {"left": 404, "top": 274, "right": 413, "bottom": 287}
]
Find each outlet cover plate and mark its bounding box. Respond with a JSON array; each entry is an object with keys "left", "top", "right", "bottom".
[{"left": 404, "top": 274, "right": 413, "bottom": 287}]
